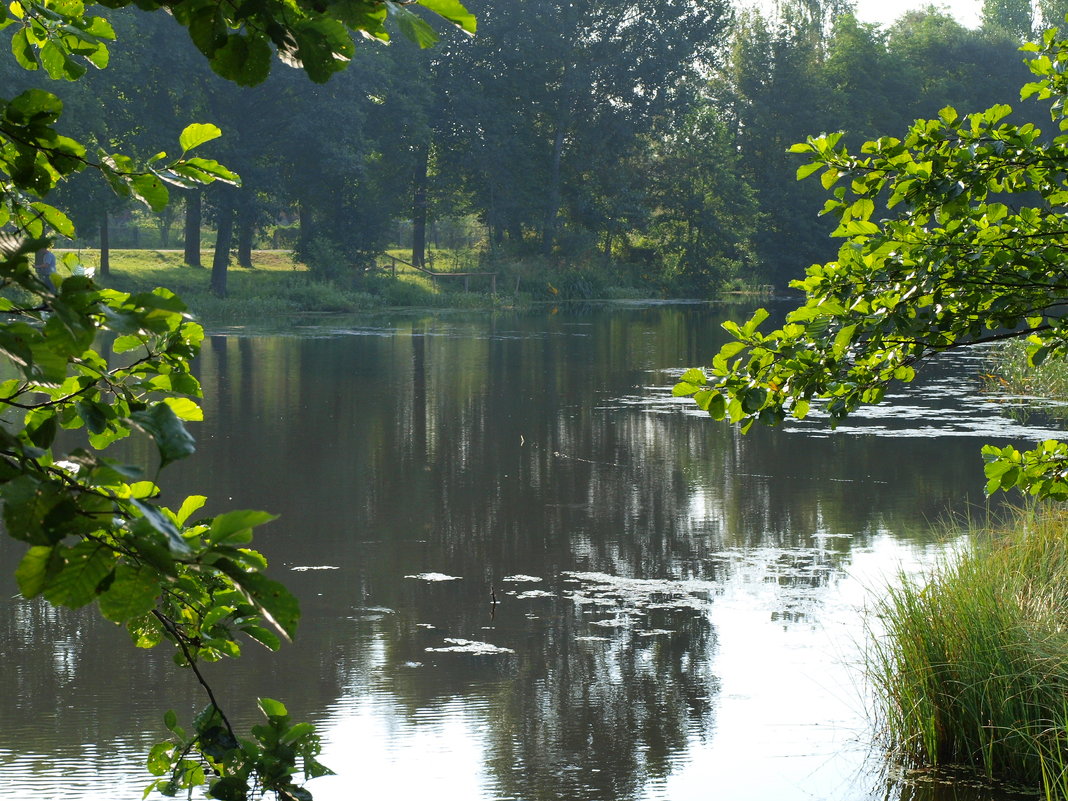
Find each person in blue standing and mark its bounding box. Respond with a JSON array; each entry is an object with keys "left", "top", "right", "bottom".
[{"left": 35, "top": 247, "right": 56, "bottom": 282}]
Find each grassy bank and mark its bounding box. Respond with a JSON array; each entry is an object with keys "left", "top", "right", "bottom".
[
  {"left": 870, "top": 506, "right": 1068, "bottom": 797},
  {"left": 60, "top": 248, "right": 775, "bottom": 322},
  {"left": 66, "top": 249, "right": 507, "bottom": 322}
]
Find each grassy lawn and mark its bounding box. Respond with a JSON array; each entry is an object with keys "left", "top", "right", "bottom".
[{"left": 57, "top": 249, "right": 493, "bottom": 322}]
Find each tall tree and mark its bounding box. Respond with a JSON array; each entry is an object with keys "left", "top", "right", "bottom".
[
  {"left": 983, "top": 0, "right": 1035, "bottom": 39},
  {"left": 438, "top": 0, "right": 732, "bottom": 256},
  {"left": 723, "top": 4, "right": 836, "bottom": 285},
  {"left": 647, "top": 106, "right": 760, "bottom": 294}
]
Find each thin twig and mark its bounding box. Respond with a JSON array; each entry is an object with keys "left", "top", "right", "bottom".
[{"left": 152, "top": 610, "right": 238, "bottom": 741}]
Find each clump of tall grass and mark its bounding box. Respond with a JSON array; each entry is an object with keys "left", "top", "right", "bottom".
[
  {"left": 984, "top": 340, "right": 1068, "bottom": 405},
  {"left": 869, "top": 505, "right": 1068, "bottom": 797}
]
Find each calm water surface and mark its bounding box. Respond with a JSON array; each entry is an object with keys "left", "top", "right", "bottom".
[{"left": 0, "top": 301, "right": 1057, "bottom": 801}]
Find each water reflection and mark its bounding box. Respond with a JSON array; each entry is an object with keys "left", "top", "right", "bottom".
[{"left": 0, "top": 302, "right": 1048, "bottom": 801}]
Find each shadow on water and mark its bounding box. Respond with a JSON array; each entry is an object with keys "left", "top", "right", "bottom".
[{"left": 0, "top": 301, "right": 1051, "bottom": 801}]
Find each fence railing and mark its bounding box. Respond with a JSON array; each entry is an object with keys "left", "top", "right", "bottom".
[{"left": 377, "top": 254, "right": 498, "bottom": 294}]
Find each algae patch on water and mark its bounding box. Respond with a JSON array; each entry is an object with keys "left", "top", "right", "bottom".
[
  {"left": 405, "top": 572, "right": 462, "bottom": 582},
  {"left": 425, "top": 638, "right": 516, "bottom": 655}
]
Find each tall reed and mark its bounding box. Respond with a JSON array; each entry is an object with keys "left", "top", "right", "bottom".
[
  {"left": 869, "top": 506, "right": 1068, "bottom": 797},
  {"left": 984, "top": 340, "right": 1068, "bottom": 412}
]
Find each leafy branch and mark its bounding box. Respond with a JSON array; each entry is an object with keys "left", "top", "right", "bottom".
[{"left": 676, "top": 31, "right": 1068, "bottom": 500}]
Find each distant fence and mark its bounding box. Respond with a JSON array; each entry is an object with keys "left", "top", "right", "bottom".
[{"left": 376, "top": 253, "right": 498, "bottom": 294}]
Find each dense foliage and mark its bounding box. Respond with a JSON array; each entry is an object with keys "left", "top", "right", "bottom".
[
  {"left": 0, "top": 0, "right": 473, "bottom": 798},
  {"left": 675, "top": 30, "right": 1068, "bottom": 500}
]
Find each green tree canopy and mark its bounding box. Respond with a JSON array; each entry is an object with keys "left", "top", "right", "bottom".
[{"left": 675, "top": 30, "right": 1068, "bottom": 501}]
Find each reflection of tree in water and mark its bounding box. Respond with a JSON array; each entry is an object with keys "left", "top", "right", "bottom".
[
  {"left": 358, "top": 579, "right": 717, "bottom": 801},
  {"left": 488, "top": 609, "right": 715, "bottom": 801}
]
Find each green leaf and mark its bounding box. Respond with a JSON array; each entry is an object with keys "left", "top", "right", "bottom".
[
  {"left": 170, "top": 157, "right": 240, "bottom": 187},
  {"left": 130, "top": 173, "right": 169, "bottom": 212},
  {"left": 258, "top": 697, "right": 288, "bottom": 719},
  {"left": 16, "top": 545, "right": 59, "bottom": 597},
  {"left": 201, "top": 604, "right": 235, "bottom": 629},
  {"left": 207, "top": 509, "right": 278, "bottom": 546},
  {"left": 3, "top": 475, "right": 73, "bottom": 545},
  {"left": 131, "top": 498, "right": 191, "bottom": 555},
  {"left": 175, "top": 494, "right": 207, "bottom": 526},
  {"left": 706, "top": 393, "right": 726, "bottom": 420},
  {"left": 832, "top": 324, "right": 856, "bottom": 358},
  {"left": 178, "top": 123, "right": 222, "bottom": 152},
  {"left": 146, "top": 741, "right": 173, "bottom": 777},
  {"left": 672, "top": 381, "right": 700, "bottom": 397},
  {"left": 162, "top": 396, "right": 203, "bottom": 421},
  {"left": 41, "top": 542, "right": 117, "bottom": 608},
  {"left": 216, "top": 562, "right": 300, "bottom": 641},
  {"left": 678, "top": 367, "right": 706, "bottom": 385},
  {"left": 417, "top": 0, "right": 476, "bottom": 32},
  {"left": 210, "top": 33, "right": 271, "bottom": 87},
  {"left": 26, "top": 411, "right": 57, "bottom": 448},
  {"left": 128, "top": 613, "right": 165, "bottom": 648},
  {"left": 112, "top": 334, "right": 146, "bottom": 353},
  {"left": 130, "top": 402, "right": 196, "bottom": 468},
  {"left": 11, "top": 28, "right": 38, "bottom": 70},
  {"left": 29, "top": 202, "right": 75, "bottom": 238},
  {"left": 242, "top": 624, "right": 282, "bottom": 651},
  {"left": 386, "top": 2, "right": 438, "bottom": 47},
  {"left": 98, "top": 563, "right": 161, "bottom": 623}
]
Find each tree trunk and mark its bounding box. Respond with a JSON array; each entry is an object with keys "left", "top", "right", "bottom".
[
  {"left": 237, "top": 202, "right": 254, "bottom": 269},
  {"left": 411, "top": 142, "right": 429, "bottom": 268},
  {"left": 184, "top": 190, "right": 202, "bottom": 267},
  {"left": 542, "top": 125, "right": 566, "bottom": 256},
  {"left": 297, "top": 199, "right": 309, "bottom": 250},
  {"left": 211, "top": 198, "right": 234, "bottom": 297},
  {"left": 99, "top": 209, "right": 110, "bottom": 277}
]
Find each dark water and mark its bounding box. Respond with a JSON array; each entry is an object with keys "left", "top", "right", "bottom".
[{"left": 0, "top": 301, "right": 1056, "bottom": 801}]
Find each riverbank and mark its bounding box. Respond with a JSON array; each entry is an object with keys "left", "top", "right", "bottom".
[
  {"left": 870, "top": 505, "right": 1068, "bottom": 798},
  {"left": 59, "top": 249, "right": 771, "bottom": 321},
  {"left": 69, "top": 249, "right": 499, "bottom": 321}
]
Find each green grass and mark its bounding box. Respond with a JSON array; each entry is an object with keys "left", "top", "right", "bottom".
[
  {"left": 57, "top": 246, "right": 738, "bottom": 321},
  {"left": 869, "top": 506, "right": 1068, "bottom": 797},
  {"left": 60, "top": 249, "right": 508, "bottom": 322}
]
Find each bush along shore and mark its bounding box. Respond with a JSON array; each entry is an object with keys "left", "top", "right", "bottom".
[{"left": 869, "top": 505, "right": 1068, "bottom": 798}]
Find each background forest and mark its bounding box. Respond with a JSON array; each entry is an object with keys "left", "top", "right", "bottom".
[{"left": 12, "top": 0, "right": 1065, "bottom": 297}]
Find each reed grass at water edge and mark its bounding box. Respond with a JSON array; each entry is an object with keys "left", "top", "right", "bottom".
[{"left": 869, "top": 506, "right": 1068, "bottom": 799}]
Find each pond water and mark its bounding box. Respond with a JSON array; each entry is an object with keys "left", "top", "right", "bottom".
[{"left": 0, "top": 300, "right": 1058, "bottom": 801}]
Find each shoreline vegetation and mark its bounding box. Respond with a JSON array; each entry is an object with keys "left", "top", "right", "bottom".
[
  {"left": 57, "top": 249, "right": 774, "bottom": 323},
  {"left": 870, "top": 506, "right": 1068, "bottom": 799},
  {"left": 872, "top": 345, "right": 1068, "bottom": 799}
]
